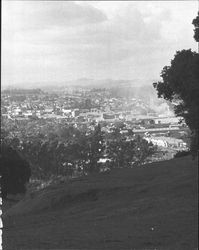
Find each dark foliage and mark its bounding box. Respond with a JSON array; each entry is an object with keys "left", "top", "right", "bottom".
[
  {"left": 192, "top": 12, "right": 199, "bottom": 42},
  {"left": 153, "top": 49, "right": 199, "bottom": 156},
  {"left": 106, "top": 135, "right": 156, "bottom": 168},
  {"left": 86, "top": 124, "right": 105, "bottom": 173},
  {"left": 174, "top": 150, "right": 191, "bottom": 158},
  {"left": 153, "top": 14, "right": 199, "bottom": 157},
  {"left": 0, "top": 144, "right": 31, "bottom": 199}
]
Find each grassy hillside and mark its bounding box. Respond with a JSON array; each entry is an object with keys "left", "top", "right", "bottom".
[{"left": 2, "top": 156, "right": 198, "bottom": 250}]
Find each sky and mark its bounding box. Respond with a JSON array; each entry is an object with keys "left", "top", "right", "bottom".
[{"left": 2, "top": 0, "right": 198, "bottom": 87}]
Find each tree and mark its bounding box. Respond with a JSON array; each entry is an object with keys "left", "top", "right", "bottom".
[
  {"left": 153, "top": 49, "right": 199, "bottom": 156},
  {"left": 87, "top": 124, "right": 105, "bottom": 173},
  {"left": 0, "top": 143, "right": 31, "bottom": 199},
  {"left": 107, "top": 135, "right": 156, "bottom": 168},
  {"left": 192, "top": 11, "right": 199, "bottom": 43},
  {"left": 153, "top": 13, "right": 199, "bottom": 157},
  {"left": 133, "top": 135, "right": 156, "bottom": 163}
]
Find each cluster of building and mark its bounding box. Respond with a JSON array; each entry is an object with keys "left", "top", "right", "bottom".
[
  {"left": 144, "top": 136, "right": 188, "bottom": 150},
  {"left": 1, "top": 88, "right": 189, "bottom": 155},
  {"left": 1, "top": 88, "right": 176, "bottom": 123}
]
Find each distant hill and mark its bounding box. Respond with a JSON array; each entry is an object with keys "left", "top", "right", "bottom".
[
  {"left": 3, "top": 156, "right": 198, "bottom": 249},
  {"left": 2, "top": 78, "right": 159, "bottom": 100},
  {"left": 2, "top": 78, "right": 156, "bottom": 90}
]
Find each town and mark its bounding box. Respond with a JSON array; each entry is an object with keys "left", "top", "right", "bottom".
[
  {"left": 1, "top": 86, "right": 189, "bottom": 165},
  {"left": 2, "top": 2, "right": 198, "bottom": 249}
]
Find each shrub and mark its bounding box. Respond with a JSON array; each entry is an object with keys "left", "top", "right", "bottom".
[
  {"left": 174, "top": 150, "right": 191, "bottom": 158},
  {"left": 0, "top": 144, "right": 31, "bottom": 199}
]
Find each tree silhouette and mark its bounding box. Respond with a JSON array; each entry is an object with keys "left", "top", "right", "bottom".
[
  {"left": 192, "top": 11, "right": 199, "bottom": 43},
  {"left": 153, "top": 49, "right": 199, "bottom": 156},
  {"left": 153, "top": 14, "right": 199, "bottom": 156}
]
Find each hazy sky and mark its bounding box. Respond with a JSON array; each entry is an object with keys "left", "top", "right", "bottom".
[{"left": 2, "top": 1, "right": 198, "bottom": 87}]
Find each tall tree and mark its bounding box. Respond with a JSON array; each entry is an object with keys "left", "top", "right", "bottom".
[
  {"left": 153, "top": 49, "right": 199, "bottom": 156},
  {"left": 87, "top": 124, "right": 104, "bottom": 173},
  {"left": 153, "top": 13, "right": 199, "bottom": 157},
  {"left": 192, "top": 11, "right": 199, "bottom": 43}
]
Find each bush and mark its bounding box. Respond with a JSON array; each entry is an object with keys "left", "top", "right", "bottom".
[
  {"left": 174, "top": 150, "right": 191, "bottom": 158},
  {"left": 0, "top": 144, "right": 31, "bottom": 199}
]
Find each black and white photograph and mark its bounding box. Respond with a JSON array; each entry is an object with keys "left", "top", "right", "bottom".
[{"left": 1, "top": 1, "right": 198, "bottom": 249}]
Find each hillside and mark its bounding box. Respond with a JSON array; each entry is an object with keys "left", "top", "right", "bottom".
[{"left": 2, "top": 156, "right": 198, "bottom": 250}]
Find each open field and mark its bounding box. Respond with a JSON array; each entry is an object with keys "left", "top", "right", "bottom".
[{"left": 2, "top": 156, "right": 198, "bottom": 250}]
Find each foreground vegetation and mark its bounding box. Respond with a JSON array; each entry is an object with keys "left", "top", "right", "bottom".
[{"left": 1, "top": 123, "right": 156, "bottom": 199}]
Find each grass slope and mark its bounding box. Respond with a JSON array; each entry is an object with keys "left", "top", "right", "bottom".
[{"left": 2, "top": 156, "right": 198, "bottom": 250}]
